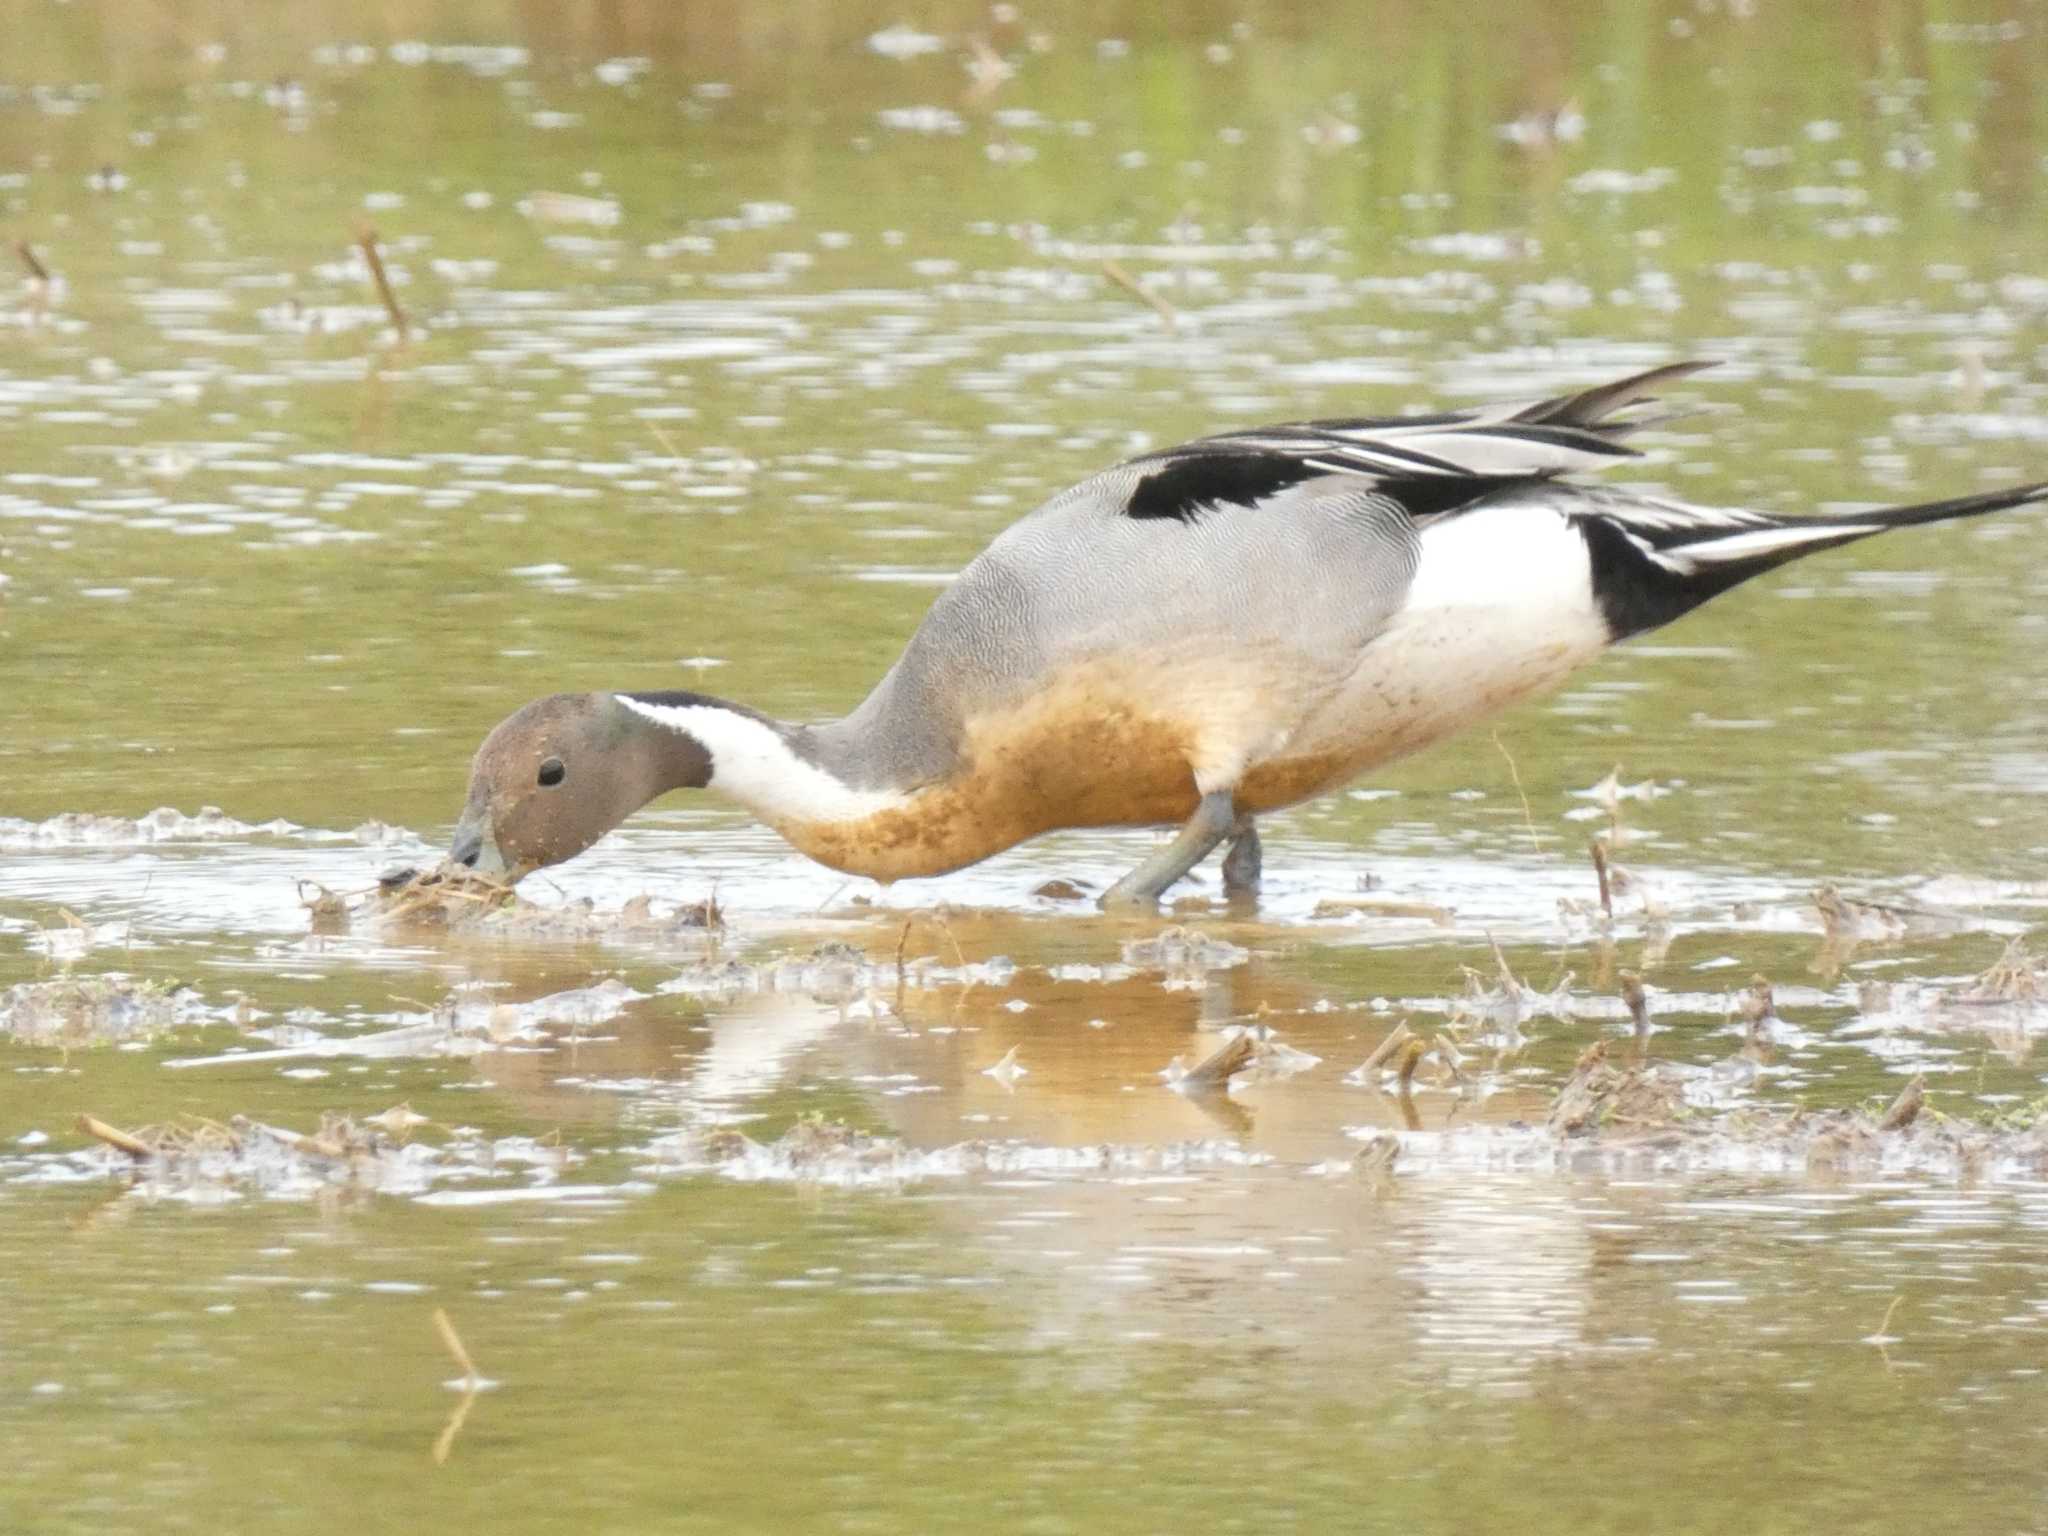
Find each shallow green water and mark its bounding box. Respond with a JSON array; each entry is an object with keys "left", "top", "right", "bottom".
[{"left": 5, "top": 3, "right": 2048, "bottom": 1531}]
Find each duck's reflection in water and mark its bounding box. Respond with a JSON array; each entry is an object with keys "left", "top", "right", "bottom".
[{"left": 472, "top": 952, "right": 1613, "bottom": 1394}]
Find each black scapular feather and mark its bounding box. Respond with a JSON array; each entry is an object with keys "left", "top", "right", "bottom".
[{"left": 1125, "top": 451, "right": 1322, "bottom": 522}]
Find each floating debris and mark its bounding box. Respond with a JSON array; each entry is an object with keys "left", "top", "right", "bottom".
[
  {"left": 635, "top": 1084, "right": 2048, "bottom": 1189},
  {"left": 1241, "top": 1031, "right": 1323, "bottom": 1082},
  {"left": 659, "top": 941, "right": 1014, "bottom": 1002},
  {"left": 1548, "top": 1040, "right": 1690, "bottom": 1135},
  {"left": 659, "top": 958, "right": 774, "bottom": 1000},
  {"left": 640, "top": 1120, "right": 1270, "bottom": 1188},
  {"left": 1, "top": 975, "right": 206, "bottom": 1047},
  {"left": 1452, "top": 939, "right": 1573, "bottom": 1032},
  {"left": 53, "top": 1111, "right": 577, "bottom": 1203},
  {"left": 1737, "top": 974, "right": 1776, "bottom": 1034},
  {"left": 1814, "top": 884, "right": 1910, "bottom": 947},
  {"left": 982, "top": 1044, "right": 1027, "bottom": 1087},
  {"left": 1345, "top": 1020, "right": 1416, "bottom": 1084},
  {"left": 1309, "top": 896, "right": 1454, "bottom": 925},
  {"left": 166, "top": 979, "right": 645, "bottom": 1069},
  {"left": 1120, "top": 926, "right": 1248, "bottom": 987},
  {"left": 1851, "top": 948, "right": 2048, "bottom": 1058},
  {"left": 1030, "top": 878, "right": 1091, "bottom": 901},
  {"left": 363, "top": 1104, "right": 430, "bottom": 1138},
  {"left": 358, "top": 864, "right": 519, "bottom": 926},
  {"left": 301, "top": 883, "right": 351, "bottom": 934},
  {"left": 1350, "top": 1133, "right": 1404, "bottom": 1178},
  {"left": 77, "top": 1113, "right": 151, "bottom": 1159},
  {"left": 1952, "top": 937, "right": 2047, "bottom": 1004},
  {"left": 1160, "top": 1028, "right": 1320, "bottom": 1095},
  {"left": 1876, "top": 1073, "right": 1925, "bottom": 1133},
  {"left": 27, "top": 910, "right": 131, "bottom": 964},
  {"left": 1163, "top": 1032, "right": 1255, "bottom": 1094},
  {"left": 313, "top": 864, "right": 718, "bottom": 942},
  {"left": 1352, "top": 1102, "right": 2048, "bottom": 1181}
]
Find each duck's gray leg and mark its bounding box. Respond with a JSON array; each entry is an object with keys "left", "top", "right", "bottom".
[
  {"left": 1221, "top": 818, "right": 1261, "bottom": 898},
  {"left": 1101, "top": 791, "right": 1238, "bottom": 910}
]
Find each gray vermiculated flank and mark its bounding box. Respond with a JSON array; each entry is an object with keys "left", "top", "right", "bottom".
[{"left": 800, "top": 469, "right": 1429, "bottom": 791}]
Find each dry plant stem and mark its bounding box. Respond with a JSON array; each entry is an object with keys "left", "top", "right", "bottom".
[
  {"left": 16, "top": 239, "right": 49, "bottom": 284},
  {"left": 1493, "top": 731, "right": 1545, "bottom": 855},
  {"left": 645, "top": 417, "right": 688, "bottom": 475},
  {"left": 1179, "top": 1032, "right": 1255, "bottom": 1091},
  {"left": 430, "top": 1307, "right": 486, "bottom": 1466},
  {"left": 281, "top": 1127, "right": 347, "bottom": 1160},
  {"left": 433, "top": 1388, "right": 478, "bottom": 1467},
  {"left": 432, "top": 1307, "right": 480, "bottom": 1384},
  {"left": 1394, "top": 1037, "right": 1427, "bottom": 1092},
  {"left": 1620, "top": 971, "right": 1650, "bottom": 1042},
  {"left": 1358, "top": 1021, "right": 1415, "bottom": 1077},
  {"left": 381, "top": 866, "right": 517, "bottom": 923},
  {"left": 1489, "top": 933, "right": 1520, "bottom": 993},
  {"left": 188, "top": 1115, "right": 244, "bottom": 1148},
  {"left": 1394, "top": 1041, "right": 1427, "bottom": 1131},
  {"left": 1590, "top": 840, "right": 1613, "bottom": 920},
  {"left": 1100, "top": 258, "right": 1180, "bottom": 329},
  {"left": 1878, "top": 1073, "right": 1925, "bottom": 1132},
  {"left": 78, "top": 1113, "right": 151, "bottom": 1160},
  {"left": 355, "top": 225, "right": 409, "bottom": 337}
]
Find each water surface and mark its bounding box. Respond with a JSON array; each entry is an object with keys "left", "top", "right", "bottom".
[{"left": 5, "top": 4, "right": 2048, "bottom": 1531}]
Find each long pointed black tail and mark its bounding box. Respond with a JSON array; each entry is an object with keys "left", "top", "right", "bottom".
[
  {"left": 1585, "top": 478, "right": 2048, "bottom": 639},
  {"left": 1656, "top": 479, "right": 2048, "bottom": 581}
]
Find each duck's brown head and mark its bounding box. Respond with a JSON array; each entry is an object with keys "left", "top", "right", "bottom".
[{"left": 448, "top": 692, "right": 710, "bottom": 880}]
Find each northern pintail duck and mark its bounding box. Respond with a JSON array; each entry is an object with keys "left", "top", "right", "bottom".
[{"left": 449, "top": 362, "right": 2046, "bottom": 907}]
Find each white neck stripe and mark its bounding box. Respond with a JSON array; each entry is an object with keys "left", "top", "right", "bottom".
[{"left": 617, "top": 696, "right": 906, "bottom": 825}]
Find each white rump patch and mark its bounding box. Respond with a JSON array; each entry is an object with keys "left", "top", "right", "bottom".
[
  {"left": 1404, "top": 498, "right": 1602, "bottom": 629},
  {"left": 1284, "top": 497, "right": 1611, "bottom": 766},
  {"left": 617, "top": 697, "right": 906, "bottom": 824}
]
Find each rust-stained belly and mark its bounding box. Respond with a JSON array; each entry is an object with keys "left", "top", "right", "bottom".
[
  {"left": 769, "top": 616, "right": 1600, "bottom": 882},
  {"left": 776, "top": 692, "right": 1206, "bottom": 881}
]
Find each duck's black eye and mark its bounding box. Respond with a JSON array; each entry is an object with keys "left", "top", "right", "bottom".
[{"left": 537, "top": 757, "right": 566, "bottom": 788}]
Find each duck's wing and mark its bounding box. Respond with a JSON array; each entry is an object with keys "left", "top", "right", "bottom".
[{"left": 1117, "top": 360, "right": 1712, "bottom": 525}]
